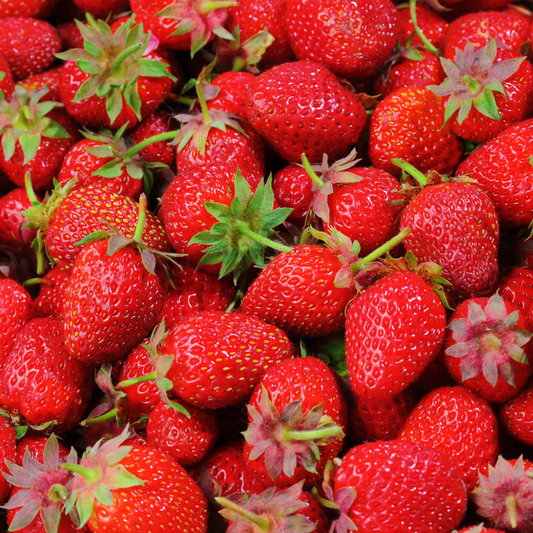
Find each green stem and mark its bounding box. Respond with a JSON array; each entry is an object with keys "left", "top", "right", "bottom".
[
  {"left": 301, "top": 153, "right": 325, "bottom": 188},
  {"left": 283, "top": 425, "right": 343, "bottom": 442},
  {"left": 390, "top": 158, "right": 427, "bottom": 186},
  {"left": 122, "top": 130, "right": 177, "bottom": 163},
  {"left": 409, "top": 0, "right": 440, "bottom": 55},
  {"left": 118, "top": 371, "right": 158, "bottom": 389},
  {"left": 198, "top": 1, "right": 238, "bottom": 15},
  {"left": 196, "top": 79, "right": 212, "bottom": 125},
  {"left": 133, "top": 194, "right": 147, "bottom": 242},
  {"left": 215, "top": 497, "right": 271, "bottom": 531},
  {"left": 112, "top": 43, "right": 144, "bottom": 73},
  {"left": 234, "top": 221, "right": 292, "bottom": 253},
  {"left": 506, "top": 495, "right": 518, "bottom": 529},
  {"left": 351, "top": 228, "right": 411, "bottom": 274},
  {"left": 232, "top": 57, "right": 246, "bottom": 72},
  {"left": 81, "top": 408, "right": 118, "bottom": 426},
  {"left": 24, "top": 172, "right": 40, "bottom": 206},
  {"left": 61, "top": 463, "right": 101, "bottom": 485},
  {"left": 49, "top": 484, "right": 69, "bottom": 502}
]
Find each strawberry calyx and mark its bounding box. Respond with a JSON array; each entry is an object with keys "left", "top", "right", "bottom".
[
  {"left": 472, "top": 455, "right": 533, "bottom": 531},
  {"left": 243, "top": 386, "right": 344, "bottom": 481},
  {"left": 62, "top": 428, "right": 144, "bottom": 529},
  {"left": 56, "top": 14, "right": 176, "bottom": 125},
  {"left": 157, "top": 0, "right": 237, "bottom": 57},
  {"left": 0, "top": 85, "right": 71, "bottom": 165},
  {"left": 445, "top": 293, "right": 533, "bottom": 387},
  {"left": 216, "top": 481, "right": 316, "bottom": 533},
  {"left": 428, "top": 39, "right": 526, "bottom": 125},
  {"left": 2, "top": 435, "right": 78, "bottom": 532}
]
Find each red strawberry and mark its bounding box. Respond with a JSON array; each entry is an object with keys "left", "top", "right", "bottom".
[
  {"left": 146, "top": 399, "right": 220, "bottom": 467},
  {"left": 498, "top": 267, "right": 533, "bottom": 320},
  {"left": 0, "top": 317, "right": 95, "bottom": 432},
  {"left": 399, "top": 385, "right": 499, "bottom": 492},
  {"left": 18, "top": 65, "right": 63, "bottom": 102},
  {"left": 33, "top": 261, "right": 73, "bottom": 318},
  {"left": 245, "top": 60, "right": 367, "bottom": 164},
  {"left": 285, "top": 0, "right": 399, "bottom": 81},
  {"left": 397, "top": 3, "right": 448, "bottom": 50},
  {"left": 73, "top": 0, "right": 130, "bottom": 18},
  {"left": 57, "top": 14, "right": 175, "bottom": 131},
  {"left": 204, "top": 71, "right": 256, "bottom": 119},
  {"left": 0, "top": 0, "right": 59, "bottom": 18},
  {"left": 0, "top": 17, "right": 61, "bottom": 81},
  {"left": 160, "top": 310, "right": 296, "bottom": 409},
  {"left": 0, "top": 187, "right": 39, "bottom": 254},
  {"left": 243, "top": 357, "right": 347, "bottom": 488},
  {"left": 14, "top": 432, "right": 71, "bottom": 465},
  {"left": 0, "top": 417, "right": 16, "bottom": 505},
  {"left": 458, "top": 527, "right": 507, "bottom": 533},
  {"left": 346, "top": 271, "right": 447, "bottom": 399},
  {"left": 444, "top": 293, "right": 533, "bottom": 404},
  {"left": 0, "top": 52, "right": 14, "bottom": 99},
  {"left": 369, "top": 86, "right": 463, "bottom": 178},
  {"left": 330, "top": 440, "right": 467, "bottom": 533},
  {"left": 499, "top": 379, "right": 533, "bottom": 447}
]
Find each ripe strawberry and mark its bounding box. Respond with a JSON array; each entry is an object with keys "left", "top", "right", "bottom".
[
  {"left": 0, "top": 53, "right": 14, "bottom": 100},
  {"left": 399, "top": 386, "right": 499, "bottom": 492},
  {"left": 33, "top": 261, "right": 73, "bottom": 318},
  {"left": 498, "top": 267, "right": 533, "bottom": 320},
  {"left": 397, "top": 3, "right": 448, "bottom": 50},
  {"left": 14, "top": 432, "right": 71, "bottom": 465},
  {"left": 0, "top": 187, "right": 39, "bottom": 254},
  {"left": 0, "top": 278, "right": 36, "bottom": 366},
  {"left": 0, "top": 416, "right": 16, "bottom": 505},
  {"left": 204, "top": 71, "right": 256, "bottom": 119},
  {"left": 146, "top": 399, "right": 220, "bottom": 467},
  {"left": 73, "top": 0, "right": 130, "bottom": 18},
  {"left": 285, "top": 0, "right": 399, "bottom": 81},
  {"left": 330, "top": 440, "right": 467, "bottom": 533},
  {"left": 456, "top": 118, "right": 533, "bottom": 228},
  {"left": 369, "top": 86, "right": 463, "bottom": 178},
  {"left": 18, "top": 65, "right": 62, "bottom": 103},
  {"left": 57, "top": 14, "right": 175, "bottom": 130},
  {"left": 457, "top": 527, "right": 507, "bottom": 533},
  {"left": 346, "top": 271, "right": 447, "bottom": 400},
  {"left": 160, "top": 310, "right": 296, "bottom": 409},
  {"left": 0, "top": 17, "right": 61, "bottom": 81},
  {"left": 245, "top": 60, "right": 367, "bottom": 164},
  {"left": 499, "top": 379, "right": 533, "bottom": 447},
  {"left": 0, "top": 317, "right": 95, "bottom": 432},
  {"left": 243, "top": 356, "right": 347, "bottom": 488},
  {"left": 63, "top": 430, "right": 208, "bottom": 532},
  {"left": 444, "top": 293, "right": 533, "bottom": 404}
]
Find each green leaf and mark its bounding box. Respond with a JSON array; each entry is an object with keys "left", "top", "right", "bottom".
[
  {"left": 261, "top": 207, "right": 292, "bottom": 228},
  {"left": 86, "top": 144, "right": 115, "bottom": 159},
  {"left": 35, "top": 101, "right": 58, "bottom": 119},
  {"left": 107, "top": 234, "right": 132, "bottom": 255},
  {"left": 124, "top": 83, "right": 142, "bottom": 120},
  {"left": 42, "top": 120, "right": 70, "bottom": 139},
  {"left": 78, "top": 60, "right": 101, "bottom": 75},
  {"left": 212, "top": 26, "right": 235, "bottom": 41},
  {"left": 204, "top": 202, "right": 232, "bottom": 220},
  {"left": 19, "top": 132, "right": 41, "bottom": 164},
  {"left": 93, "top": 159, "right": 123, "bottom": 178},
  {"left": 93, "top": 484, "right": 114, "bottom": 506},
  {"left": 72, "top": 76, "right": 100, "bottom": 102},
  {"left": 76, "top": 230, "right": 111, "bottom": 247},
  {"left": 55, "top": 49, "right": 95, "bottom": 62},
  {"left": 189, "top": 231, "right": 220, "bottom": 246},
  {"left": 137, "top": 58, "right": 176, "bottom": 80},
  {"left": 2, "top": 132, "right": 16, "bottom": 161},
  {"left": 106, "top": 90, "right": 124, "bottom": 125},
  {"left": 141, "top": 249, "right": 156, "bottom": 275},
  {"left": 219, "top": 248, "right": 240, "bottom": 278},
  {"left": 126, "top": 163, "right": 143, "bottom": 180},
  {"left": 473, "top": 89, "right": 501, "bottom": 121}
]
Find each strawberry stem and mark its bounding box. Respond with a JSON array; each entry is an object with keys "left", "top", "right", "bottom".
[
  {"left": 196, "top": 79, "right": 212, "bottom": 125},
  {"left": 81, "top": 409, "right": 118, "bottom": 426},
  {"left": 197, "top": 1, "right": 238, "bottom": 15},
  {"left": 215, "top": 497, "right": 271, "bottom": 531},
  {"left": 133, "top": 194, "right": 148, "bottom": 242},
  {"left": 24, "top": 172, "right": 40, "bottom": 206},
  {"left": 301, "top": 153, "right": 325, "bottom": 188},
  {"left": 119, "top": 371, "right": 158, "bottom": 389},
  {"left": 122, "top": 130, "right": 177, "bottom": 163},
  {"left": 390, "top": 158, "right": 427, "bottom": 186},
  {"left": 234, "top": 220, "right": 292, "bottom": 253},
  {"left": 506, "top": 495, "right": 518, "bottom": 529},
  {"left": 409, "top": 0, "right": 440, "bottom": 55},
  {"left": 283, "top": 425, "right": 343, "bottom": 442},
  {"left": 112, "top": 42, "right": 145, "bottom": 74},
  {"left": 60, "top": 463, "right": 101, "bottom": 485}
]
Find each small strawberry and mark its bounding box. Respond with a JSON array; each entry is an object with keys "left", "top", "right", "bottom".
[
  {"left": 498, "top": 267, "right": 533, "bottom": 320},
  {"left": 499, "top": 379, "right": 533, "bottom": 447},
  {"left": 0, "top": 187, "right": 39, "bottom": 254},
  {"left": 0, "top": 416, "right": 16, "bottom": 505},
  {"left": 18, "top": 65, "right": 63, "bottom": 102},
  {"left": 33, "top": 261, "right": 73, "bottom": 318},
  {"left": 203, "top": 71, "right": 256, "bottom": 119}
]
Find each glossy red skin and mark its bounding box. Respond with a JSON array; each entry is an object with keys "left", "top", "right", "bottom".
[
  {"left": 56, "top": 20, "right": 84, "bottom": 51},
  {"left": 15, "top": 433, "right": 70, "bottom": 466},
  {"left": 399, "top": 385, "right": 499, "bottom": 492},
  {"left": 241, "top": 245, "right": 357, "bottom": 339},
  {"left": 34, "top": 262, "right": 73, "bottom": 319},
  {"left": 226, "top": 0, "right": 295, "bottom": 69},
  {"left": 0, "top": 109, "right": 81, "bottom": 192},
  {"left": 325, "top": 167, "right": 403, "bottom": 257},
  {"left": 0, "top": 278, "right": 36, "bottom": 367},
  {"left": 0, "top": 188, "right": 39, "bottom": 253},
  {"left": 372, "top": 50, "right": 446, "bottom": 99},
  {"left": 369, "top": 86, "right": 463, "bottom": 178},
  {"left": 18, "top": 66, "right": 62, "bottom": 102},
  {"left": 285, "top": 0, "right": 399, "bottom": 81},
  {"left": 88, "top": 443, "right": 208, "bottom": 533},
  {"left": 244, "top": 356, "right": 348, "bottom": 489},
  {"left": 245, "top": 60, "right": 367, "bottom": 164},
  {"left": 58, "top": 50, "right": 173, "bottom": 131},
  {"left": 443, "top": 10, "right": 531, "bottom": 60},
  {"left": 397, "top": 4, "right": 448, "bottom": 50},
  {"left": 400, "top": 182, "right": 500, "bottom": 300},
  {"left": 498, "top": 267, "right": 533, "bottom": 323},
  {"left": 57, "top": 138, "right": 144, "bottom": 200},
  {"left": 0, "top": 52, "right": 14, "bottom": 99},
  {"left": 206, "top": 71, "right": 256, "bottom": 119},
  {"left": 161, "top": 311, "right": 296, "bottom": 409},
  {"left": 499, "top": 379, "right": 533, "bottom": 447},
  {"left": 0, "top": 0, "right": 59, "bottom": 18},
  {"left": 456, "top": 118, "right": 533, "bottom": 229},
  {"left": 46, "top": 185, "right": 171, "bottom": 265},
  {"left": 448, "top": 49, "right": 533, "bottom": 144},
  {"left": 0, "top": 317, "right": 95, "bottom": 432},
  {"left": 63, "top": 240, "right": 168, "bottom": 365},
  {"left": 0, "top": 417, "right": 16, "bottom": 505},
  {"left": 159, "top": 261, "right": 236, "bottom": 330},
  {"left": 334, "top": 440, "right": 467, "bottom": 533},
  {"left": 346, "top": 272, "right": 447, "bottom": 400},
  {"left": 159, "top": 163, "right": 236, "bottom": 270},
  {"left": 0, "top": 17, "right": 61, "bottom": 80},
  {"left": 73, "top": 0, "right": 130, "bottom": 18},
  {"left": 272, "top": 163, "right": 314, "bottom": 225},
  {"left": 146, "top": 400, "right": 220, "bottom": 467}
]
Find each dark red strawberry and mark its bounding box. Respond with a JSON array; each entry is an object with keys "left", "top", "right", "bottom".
[
  {"left": 499, "top": 379, "right": 533, "bottom": 447},
  {"left": 73, "top": 0, "right": 130, "bottom": 18},
  {"left": 0, "top": 416, "right": 16, "bottom": 505}
]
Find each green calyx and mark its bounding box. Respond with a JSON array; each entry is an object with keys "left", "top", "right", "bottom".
[
  {"left": 189, "top": 169, "right": 293, "bottom": 283},
  {"left": 56, "top": 14, "right": 176, "bottom": 124},
  {"left": 0, "top": 85, "right": 70, "bottom": 164}
]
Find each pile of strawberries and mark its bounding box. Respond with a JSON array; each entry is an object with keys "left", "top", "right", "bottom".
[{"left": 1, "top": 0, "right": 533, "bottom": 531}]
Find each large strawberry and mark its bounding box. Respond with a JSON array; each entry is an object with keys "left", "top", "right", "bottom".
[
  {"left": 499, "top": 379, "right": 533, "bottom": 447},
  {"left": 57, "top": 14, "right": 175, "bottom": 130},
  {"left": 245, "top": 60, "right": 366, "bottom": 164},
  {"left": 285, "top": 0, "right": 399, "bottom": 81}
]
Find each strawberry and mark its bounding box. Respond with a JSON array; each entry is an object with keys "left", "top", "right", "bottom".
[
  {"left": 455, "top": 118, "right": 533, "bottom": 229},
  {"left": 160, "top": 310, "right": 296, "bottom": 409},
  {"left": 0, "top": 53, "right": 14, "bottom": 100},
  {"left": 329, "top": 440, "right": 467, "bottom": 533},
  {"left": 397, "top": 3, "right": 448, "bottom": 50},
  {"left": 0, "top": 278, "right": 36, "bottom": 366},
  {"left": 0, "top": 17, "right": 61, "bottom": 81},
  {"left": 245, "top": 60, "right": 367, "bottom": 164},
  {"left": 0, "top": 187, "right": 39, "bottom": 254},
  {"left": 33, "top": 261, "right": 73, "bottom": 318},
  {"left": 0, "top": 416, "right": 16, "bottom": 505},
  {"left": 429, "top": 40, "right": 533, "bottom": 144},
  {"left": 0, "top": 317, "right": 95, "bottom": 432},
  {"left": 14, "top": 432, "right": 71, "bottom": 465},
  {"left": 204, "top": 71, "right": 256, "bottom": 119},
  {"left": 0, "top": 0, "right": 58, "bottom": 18},
  {"left": 146, "top": 399, "right": 220, "bottom": 467},
  {"left": 57, "top": 14, "right": 175, "bottom": 131},
  {"left": 368, "top": 86, "right": 463, "bottom": 178},
  {"left": 18, "top": 65, "right": 62, "bottom": 103},
  {"left": 444, "top": 293, "right": 533, "bottom": 404},
  {"left": 498, "top": 267, "right": 533, "bottom": 320},
  {"left": 72, "top": 0, "right": 131, "bottom": 18},
  {"left": 399, "top": 385, "right": 499, "bottom": 492},
  {"left": 499, "top": 379, "right": 533, "bottom": 447},
  {"left": 62, "top": 429, "right": 209, "bottom": 532},
  {"left": 346, "top": 270, "right": 447, "bottom": 400},
  {"left": 285, "top": 0, "right": 399, "bottom": 81}
]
